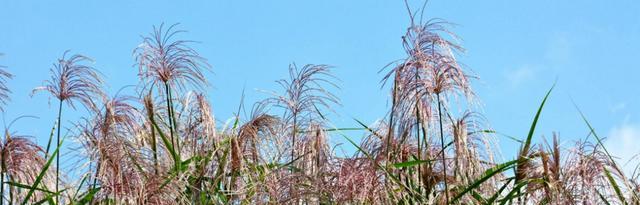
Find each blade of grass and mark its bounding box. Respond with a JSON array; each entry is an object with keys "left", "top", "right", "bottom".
[
  {"left": 159, "top": 156, "right": 199, "bottom": 190},
  {"left": 44, "top": 122, "right": 56, "bottom": 158},
  {"left": 603, "top": 167, "right": 627, "bottom": 205},
  {"left": 521, "top": 84, "right": 555, "bottom": 157},
  {"left": 150, "top": 115, "right": 180, "bottom": 172},
  {"left": 596, "top": 189, "right": 612, "bottom": 205},
  {"left": 498, "top": 180, "right": 531, "bottom": 205},
  {"left": 486, "top": 178, "right": 514, "bottom": 204},
  {"left": 71, "top": 175, "right": 89, "bottom": 202},
  {"left": 71, "top": 187, "right": 101, "bottom": 205},
  {"left": 450, "top": 159, "right": 518, "bottom": 204},
  {"left": 4, "top": 182, "right": 55, "bottom": 194},
  {"left": 393, "top": 159, "right": 434, "bottom": 169}
]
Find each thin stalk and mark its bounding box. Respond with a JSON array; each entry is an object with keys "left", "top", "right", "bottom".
[
  {"left": 7, "top": 176, "right": 11, "bottom": 205},
  {"left": 421, "top": 108, "right": 430, "bottom": 197},
  {"left": 291, "top": 116, "right": 297, "bottom": 164},
  {"left": 151, "top": 123, "right": 158, "bottom": 175},
  {"left": 290, "top": 115, "right": 298, "bottom": 200},
  {"left": 164, "top": 83, "right": 175, "bottom": 152},
  {"left": 436, "top": 93, "right": 449, "bottom": 204},
  {"left": 414, "top": 69, "right": 423, "bottom": 194},
  {"left": 55, "top": 99, "right": 63, "bottom": 204},
  {"left": 386, "top": 80, "right": 398, "bottom": 163},
  {"left": 383, "top": 80, "right": 398, "bottom": 191},
  {"left": 164, "top": 83, "right": 181, "bottom": 173},
  {"left": 91, "top": 159, "right": 101, "bottom": 204},
  {"left": 168, "top": 85, "right": 180, "bottom": 155}
]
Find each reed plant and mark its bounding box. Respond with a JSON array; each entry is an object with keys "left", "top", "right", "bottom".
[{"left": 0, "top": 2, "right": 637, "bottom": 204}]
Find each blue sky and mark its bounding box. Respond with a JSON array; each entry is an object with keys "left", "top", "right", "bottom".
[{"left": 1, "top": 1, "right": 639, "bottom": 169}]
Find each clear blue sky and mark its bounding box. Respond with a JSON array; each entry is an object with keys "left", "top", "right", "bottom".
[{"left": 1, "top": 1, "right": 639, "bottom": 168}]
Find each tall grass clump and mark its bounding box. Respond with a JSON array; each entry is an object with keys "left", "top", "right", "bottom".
[{"left": 0, "top": 1, "right": 637, "bottom": 204}]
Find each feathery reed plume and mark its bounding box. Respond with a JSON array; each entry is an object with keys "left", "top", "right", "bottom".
[
  {"left": 264, "top": 63, "right": 339, "bottom": 203},
  {"left": 102, "top": 95, "right": 142, "bottom": 135},
  {"left": 134, "top": 23, "right": 211, "bottom": 92},
  {"left": 301, "top": 124, "right": 330, "bottom": 172},
  {"left": 0, "top": 54, "right": 12, "bottom": 112},
  {"left": 538, "top": 134, "right": 563, "bottom": 202},
  {"left": 142, "top": 94, "right": 163, "bottom": 175},
  {"left": 237, "top": 112, "right": 278, "bottom": 166},
  {"left": 382, "top": 3, "right": 475, "bottom": 202},
  {"left": 338, "top": 122, "right": 396, "bottom": 204},
  {"left": 78, "top": 95, "right": 144, "bottom": 204},
  {"left": 336, "top": 157, "right": 383, "bottom": 203},
  {"left": 561, "top": 140, "right": 626, "bottom": 204},
  {"left": 449, "top": 111, "right": 497, "bottom": 186},
  {"left": 32, "top": 51, "right": 104, "bottom": 111},
  {"left": 295, "top": 124, "right": 339, "bottom": 203},
  {"left": 194, "top": 93, "right": 217, "bottom": 149},
  {"left": 226, "top": 107, "right": 279, "bottom": 202},
  {"left": 175, "top": 92, "right": 217, "bottom": 158},
  {"left": 266, "top": 64, "right": 339, "bottom": 163},
  {"left": 32, "top": 51, "right": 104, "bottom": 204},
  {"left": 135, "top": 23, "right": 211, "bottom": 166},
  {"left": 0, "top": 130, "right": 52, "bottom": 204}
]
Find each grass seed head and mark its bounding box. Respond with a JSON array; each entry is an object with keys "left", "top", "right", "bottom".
[{"left": 32, "top": 51, "right": 105, "bottom": 111}]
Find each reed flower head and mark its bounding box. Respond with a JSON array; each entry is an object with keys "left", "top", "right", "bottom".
[
  {"left": 450, "top": 111, "right": 495, "bottom": 182},
  {"left": 135, "top": 23, "right": 211, "bottom": 91},
  {"left": 238, "top": 112, "right": 278, "bottom": 162},
  {"left": 268, "top": 64, "right": 340, "bottom": 126},
  {"left": 78, "top": 114, "right": 145, "bottom": 203},
  {"left": 265, "top": 63, "right": 340, "bottom": 168},
  {"left": 299, "top": 123, "right": 331, "bottom": 171},
  {"left": 336, "top": 157, "right": 383, "bottom": 203},
  {"left": 403, "top": 18, "right": 472, "bottom": 96},
  {"left": 100, "top": 95, "right": 142, "bottom": 136},
  {"left": 1, "top": 130, "right": 52, "bottom": 202},
  {"left": 383, "top": 15, "right": 475, "bottom": 124},
  {"left": 561, "top": 141, "right": 623, "bottom": 203},
  {"left": 0, "top": 54, "right": 12, "bottom": 111},
  {"left": 32, "top": 51, "right": 104, "bottom": 110},
  {"left": 178, "top": 93, "right": 218, "bottom": 157}
]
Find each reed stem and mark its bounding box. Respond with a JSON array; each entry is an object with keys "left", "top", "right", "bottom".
[
  {"left": 436, "top": 93, "right": 449, "bottom": 204},
  {"left": 56, "top": 99, "right": 63, "bottom": 204}
]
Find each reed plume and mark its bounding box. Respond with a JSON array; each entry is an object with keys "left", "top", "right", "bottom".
[
  {"left": 266, "top": 64, "right": 339, "bottom": 164},
  {"left": 32, "top": 51, "right": 104, "bottom": 110},
  {"left": 381, "top": 2, "right": 477, "bottom": 202},
  {"left": 0, "top": 130, "right": 52, "bottom": 204},
  {"left": 264, "top": 64, "right": 339, "bottom": 203},
  {"left": 135, "top": 23, "right": 211, "bottom": 92},
  {"left": 32, "top": 51, "right": 104, "bottom": 204},
  {"left": 77, "top": 95, "right": 144, "bottom": 204},
  {"left": 0, "top": 54, "right": 12, "bottom": 112},
  {"left": 135, "top": 23, "right": 211, "bottom": 169},
  {"left": 449, "top": 111, "right": 496, "bottom": 187}
]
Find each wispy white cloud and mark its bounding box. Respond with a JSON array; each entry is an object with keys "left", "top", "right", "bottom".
[
  {"left": 610, "top": 102, "right": 627, "bottom": 114},
  {"left": 503, "top": 34, "right": 572, "bottom": 89},
  {"left": 604, "top": 122, "right": 640, "bottom": 175},
  {"left": 504, "top": 65, "right": 536, "bottom": 87},
  {"left": 544, "top": 34, "right": 572, "bottom": 64}
]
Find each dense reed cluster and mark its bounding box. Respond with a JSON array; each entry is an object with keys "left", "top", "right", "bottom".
[{"left": 0, "top": 3, "right": 639, "bottom": 205}]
